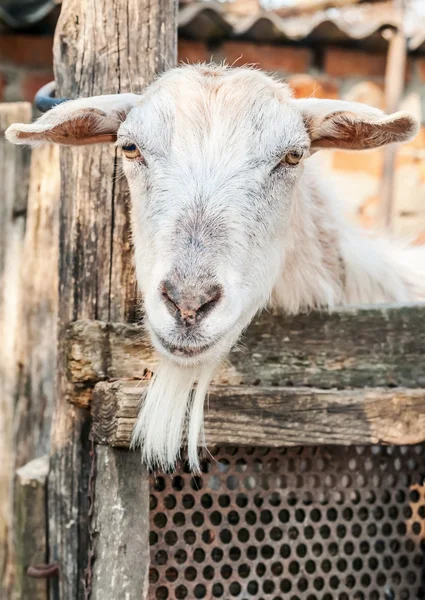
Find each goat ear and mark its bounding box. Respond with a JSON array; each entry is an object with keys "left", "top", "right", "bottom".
[
  {"left": 5, "top": 93, "right": 141, "bottom": 147},
  {"left": 294, "top": 98, "right": 419, "bottom": 151}
]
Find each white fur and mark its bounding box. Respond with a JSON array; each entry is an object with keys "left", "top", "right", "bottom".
[
  {"left": 5, "top": 64, "right": 424, "bottom": 472},
  {"left": 131, "top": 358, "right": 215, "bottom": 472}
]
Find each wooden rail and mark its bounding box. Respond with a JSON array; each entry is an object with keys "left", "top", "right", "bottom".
[
  {"left": 66, "top": 303, "right": 425, "bottom": 408},
  {"left": 92, "top": 380, "right": 425, "bottom": 448}
]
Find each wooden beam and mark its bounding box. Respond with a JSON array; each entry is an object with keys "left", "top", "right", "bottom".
[
  {"left": 66, "top": 303, "right": 425, "bottom": 408},
  {"left": 50, "top": 0, "right": 177, "bottom": 597},
  {"left": 0, "top": 102, "right": 32, "bottom": 598},
  {"left": 92, "top": 380, "right": 425, "bottom": 448}
]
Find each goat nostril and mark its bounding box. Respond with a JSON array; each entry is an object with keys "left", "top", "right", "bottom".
[
  {"left": 197, "top": 286, "right": 222, "bottom": 316},
  {"left": 161, "top": 283, "right": 180, "bottom": 315},
  {"left": 159, "top": 281, "right": 223, "bottom": 324},
  {"left": 162, "top": 290, "right": 173, "bottom": 304}
]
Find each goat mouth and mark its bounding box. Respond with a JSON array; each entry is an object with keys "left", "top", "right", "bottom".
[{"left": 154, "top": 334, "right": 214, "bottom": 358}]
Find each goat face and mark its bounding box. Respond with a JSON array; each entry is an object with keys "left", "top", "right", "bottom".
[
  {"left": 6, "top": 64, "right": 419, "bottom": 470},
  {"left": 122, "top": 66, "right": 309, "bottom": 365},
  {"left": 6, "top": 64, "right": 418, "bottom": 368}
]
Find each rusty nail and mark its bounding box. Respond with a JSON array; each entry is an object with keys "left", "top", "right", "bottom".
[{"left": 27, "top": 563, "right": 59, "bottom": 579}]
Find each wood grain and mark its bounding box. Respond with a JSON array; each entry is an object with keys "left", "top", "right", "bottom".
[
  {"left": 90, "top": 447, "right": 150, "bottom": 600},
  {"left": 92, "top": 380, "right": 425, "bottom": 448},
  {"left": 13, "top": 144, "right": 60, "bottom": 472},
  {"left": 14, "top": 456, "right": 49, "bottom": 600},
  {"left": 10, "top": 145, "right": 59, "bottom": 600},
  {"left": 50, "top": 0, "right": 177, "bottom": 597},
  {"left": 0, "top": 102, "right": 31, "bottom": 598},
  {"left": 66, "top": 303, "right": 425, "bottom": 408}
]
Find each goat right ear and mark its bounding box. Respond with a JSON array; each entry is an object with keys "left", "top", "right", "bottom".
[
  {"left": 294, "top": 98, "right": 419, "bottom": 151},
  {"left": 5, "top": 93, "right": 141, "bottom": 147}
]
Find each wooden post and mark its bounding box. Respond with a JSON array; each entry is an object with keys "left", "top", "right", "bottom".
[
  {"left": 379, "top": 4, "right": 407, "bottom": 230},
  {"left": 49, "top": 0, "right": 177, "bottom": 597},
  {"left": 14, "top": 456, "right": 49, "bottom": 600},
  {"left": 1, "top": 107, "right": 59, "bottom": 599},
  {"left": 90, "top": 448, "right": 150, "bottom": 599},
  {"left": 13, "top": 144, "right": 60, "bottom": 470},
  {"left": 0, "top": 103, "right": 31, "bottom": 598},
  {"left": 11, "top": 144, "right": 60, "bottom": 600}
]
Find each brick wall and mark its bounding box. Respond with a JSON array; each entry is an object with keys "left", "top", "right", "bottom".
[
  {"left": 0, "top": 35, "right": 420, "bottom": 108},
  {"left": 0, "top": 36, "right": 390, "bottom": 103},
  {"left": 0, "top": 34, "right": 54, "bottom": 102}
]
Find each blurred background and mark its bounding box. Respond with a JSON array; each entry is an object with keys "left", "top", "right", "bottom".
[{"left": 0, "top": 0, "right": 425, "bottom": 238}]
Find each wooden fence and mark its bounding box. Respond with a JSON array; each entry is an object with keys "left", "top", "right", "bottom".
[{"left": 67, "top": 304, "right": 425, "bottom": 598}]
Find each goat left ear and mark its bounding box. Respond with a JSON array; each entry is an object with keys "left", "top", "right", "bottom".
[
  {"left": 294, "top": 98, "right": 419, "bottom": 151},
  {"left": 5, "top": 93, "right": 141, "bottom": 147}
]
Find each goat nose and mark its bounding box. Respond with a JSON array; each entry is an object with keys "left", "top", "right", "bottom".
[{"left": 160, "top": 280, "right": 223, "bottom": 325}]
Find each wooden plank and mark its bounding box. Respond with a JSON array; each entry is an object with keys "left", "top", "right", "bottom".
[
  {"left": 66, "top": 303, "right": 425, "bottom": 408},
  {"left": 0, "top": 102, "right": 32, "bottom": 598},
  {"left": 90, "top": 447, "right": 149, "bottom": 600},
  {"left": 13, "top": 144, "right": 60, "bottom": 472},
  {"left": 10, "top": 145, "right": 59, "bottom": 600},
  {"left": 14, "top": 456, "right": 49, "bottom": 600},
  {"left": 92, "top": 380, "right": 425, "bottom": 448},
  {"left": 49, "top": 0, "right": 177, "bottom": 598},
  {"left": 1, "top": 109, "right": 59, "bottom": 599}
]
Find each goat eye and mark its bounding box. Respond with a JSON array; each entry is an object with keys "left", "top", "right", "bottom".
[
  {"left": 282, "top": 150, "right": 303, "bottom": 166},
  {"left": 122, "top": 143, "right": 143, "bottom": 160}
]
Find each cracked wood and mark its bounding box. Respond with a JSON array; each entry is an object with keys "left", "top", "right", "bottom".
[
  {"left": 0, "top": 102, "right": 31, "bottom": 599},
  {"left": 66, "top": 303, "right": 425, "bottom": 408},
  {"left": 92, "top": 380, "right": 425, "bottom": 448},
  {"left": 50, "top": 0, "right": 177, "bottom": 598}
]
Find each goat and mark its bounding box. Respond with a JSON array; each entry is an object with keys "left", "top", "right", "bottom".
[{"left": 6, "top": 64, "right": 425, "bottom": 472}]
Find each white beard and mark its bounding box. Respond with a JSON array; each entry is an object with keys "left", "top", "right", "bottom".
[{"left": 131, "top": 357, "right": 217, "bottom": 472}]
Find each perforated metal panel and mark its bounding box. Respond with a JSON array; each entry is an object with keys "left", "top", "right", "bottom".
[{"left": 149, "top": 446, "right": 425, "bottom": 600}]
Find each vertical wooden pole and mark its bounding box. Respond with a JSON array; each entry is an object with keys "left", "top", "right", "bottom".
[
  {"left": 90, "top": 449, "right": 151, "bottom": 599},
  {"left": 50, "top": 1, "right": 177, "bottom": 597},
  {"left": 379, "top": 5, "right": 407, "bottom": 230},
  {"left": 13, "top": 144, "right": 60, "bottom": 470},
  {"left": 11, "top": 144, "right": 60, "bottom": 600},
  {"left": 14, "top": 456, "right": 50, "bottom": 600},
  {"left": 1, "top": 107, "right": 59, "bottom": 599},
  {"left": 0, "top": 102, "right": 31, "bottom": 598}
]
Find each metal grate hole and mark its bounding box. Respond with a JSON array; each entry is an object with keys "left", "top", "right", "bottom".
[{"left": 149, "top": 446, "right": 425, "bottom": 599}]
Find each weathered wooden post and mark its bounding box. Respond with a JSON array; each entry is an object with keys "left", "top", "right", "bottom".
[
  {"left": 13, "top": 144, "right": 60, "bottom": 475},
  {"left": 0, "top": 102, "right": 31, "bottom": 599},
  {"left": 1, "top": 104, "right": 59, "bottom": 600},
  {"left": 12, "top": 143, "right": 60, "bottom": 600},
  {"left": 49, "top": 0, "right": 177, "bottom": 597},
  {"left": 379, "top": 2, "right": 407, "bottom": 229}
]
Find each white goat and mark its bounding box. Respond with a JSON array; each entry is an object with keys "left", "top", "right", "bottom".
[{"left": 7, "top": 64, "right": 425, "bottom": 472}]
